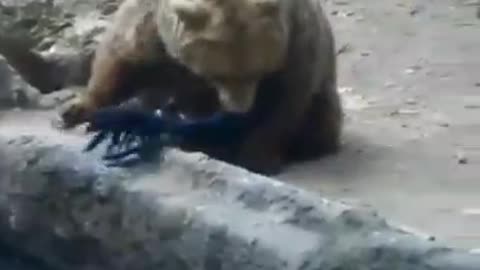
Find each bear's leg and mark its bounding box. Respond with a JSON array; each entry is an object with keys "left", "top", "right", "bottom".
[
  {"left": 60, "top": 47, "right": 141, "bottom": 128},
  {"left": 286, "top": 82, "right": 343, "bottom": 162},
  {"left": 233, "top": 73, "right": 307, "bottom": 175},
  {"left": 60, "top": 0, "right": 166, "bottom": 128}
]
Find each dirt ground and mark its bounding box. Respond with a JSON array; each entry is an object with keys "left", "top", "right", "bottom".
[
  {"left": 0, "top": 0, "right": 479, "bottom": 252},
  {"left": 279, "top": 0, "right": 480, "bottom": 249}
]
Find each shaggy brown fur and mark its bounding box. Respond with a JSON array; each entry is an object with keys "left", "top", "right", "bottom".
[{"left": 5, "top": 0, "right": 344, "bottom": 175}]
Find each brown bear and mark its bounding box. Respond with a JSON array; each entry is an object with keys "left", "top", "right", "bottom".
[{"left": 61, "top": 0, "right": 344, "bottom": 174}]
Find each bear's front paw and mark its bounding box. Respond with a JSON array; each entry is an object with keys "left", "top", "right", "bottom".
[
  {"left": 236, "top": 138, "right": 286, "bottom": 175},
  {"left": 59, "top": 99, "right": 95, "bottom": 129}
]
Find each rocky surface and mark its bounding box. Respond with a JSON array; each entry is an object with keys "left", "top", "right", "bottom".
[
  {"left": 0, "top": 0, "right": 116, "bottom": 51},
  {"left": 0, "top": 128, "right": 479, "bottom": 270},
  {"left": 0, "top": 0, "right": 116, "bottom": 106},
  {"left": 0, "top": 57, "right": 15, "bottom": 106}
]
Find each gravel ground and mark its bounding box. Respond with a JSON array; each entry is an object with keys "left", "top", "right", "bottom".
[{"left": 279, "top": 0, "right": 480, "bottom": 249}]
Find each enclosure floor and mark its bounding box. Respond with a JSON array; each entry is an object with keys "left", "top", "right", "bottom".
[{"left": 280, "top": 0, "right": 480, "bottom": 250}]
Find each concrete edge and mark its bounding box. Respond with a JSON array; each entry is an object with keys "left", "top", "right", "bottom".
[{"left": 0, "top": 133, "right": 478, "bottom": 269}]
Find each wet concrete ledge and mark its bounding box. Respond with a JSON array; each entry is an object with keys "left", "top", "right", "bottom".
[{"left": 0, "top": 132, "right": 479, "bottom": 270}]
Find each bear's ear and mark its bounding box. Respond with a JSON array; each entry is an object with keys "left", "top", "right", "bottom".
[
  {"left": 171, "top": 0, "right": 210, "bottom": 29},
  {"left": 250, "top": 0, "right": 279, "bottom": 17}
]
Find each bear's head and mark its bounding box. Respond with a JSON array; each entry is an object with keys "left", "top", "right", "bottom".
[{"left": 170, "top": 0, "right": 288, "bottom": 113}]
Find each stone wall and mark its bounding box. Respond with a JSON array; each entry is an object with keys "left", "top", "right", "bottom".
[{"left": 0, "top": 132, "right": 478, "bottom": 270}]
